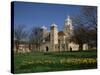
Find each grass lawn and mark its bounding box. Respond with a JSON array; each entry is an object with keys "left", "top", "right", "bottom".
[{"left": 14, "top": 50, "right": 97, "bottom": 73}]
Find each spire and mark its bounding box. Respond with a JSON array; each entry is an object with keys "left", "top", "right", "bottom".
[
  {"left": 65, "top": 15, "right": 70, "bottom": 21},
  {"left": 63, "top": 15, "right": 73, "bottom": 33},
  {"left": 68, "top": 15, "right": 70, "bottom": 18},
  {"left": 67, "top": 15, "right": 71, "bottom": 22}
]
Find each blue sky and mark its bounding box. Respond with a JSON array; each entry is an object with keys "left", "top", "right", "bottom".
[{"left": 14, "top": 1, "right": 81, "bottom": 31}]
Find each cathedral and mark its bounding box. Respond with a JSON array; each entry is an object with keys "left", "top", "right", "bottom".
[{"left": 39, "top": 16, "right": 88, "bottom": 52}]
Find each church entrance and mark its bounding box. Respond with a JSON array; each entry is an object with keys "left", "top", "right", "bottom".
[
  {"left": 46, "top": 46, "right": 49, "bottom": 52},
  {"left": 70, "top": 47, "right": 72, "bottom": 51}
]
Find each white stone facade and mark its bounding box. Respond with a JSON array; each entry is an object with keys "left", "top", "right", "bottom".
[{"left": 40, "top": 16, "right": 88, "bottom": 52}]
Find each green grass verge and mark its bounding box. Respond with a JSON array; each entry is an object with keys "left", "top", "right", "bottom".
[{"left": 14, "top": 50, "right": 97, "bottom": 73}]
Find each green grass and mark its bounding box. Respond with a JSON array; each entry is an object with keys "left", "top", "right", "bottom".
[{"left": 14, "top": 50, "right": 97, "bottom": 73}]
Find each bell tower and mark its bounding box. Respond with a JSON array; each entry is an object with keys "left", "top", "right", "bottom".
[
  {"left": 63, "top": 15, "right": 73, "bottom": 36},
  {"left": 50, "top": 22, "right": 58, "bottom": 51}
]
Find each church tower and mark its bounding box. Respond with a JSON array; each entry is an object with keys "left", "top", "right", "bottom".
[
  {"left": 63, "top": 15, "right": 73, "bottom": 37},
  {"left": 50, "top": 22, "right": 58, "bottom": 51},
  {"left": 63, "top": 15, "right": 74, "bottom": 51},
  {"left": 41, "top": 25, "right": 48, "bottom": 43}
]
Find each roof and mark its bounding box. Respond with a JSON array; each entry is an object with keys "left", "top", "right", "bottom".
[
  {"left": 58, "top": 31, "right": 66, "bottom": 36},
  {"left": 51, "top": 22, "right": 57, "bottom": 27},
  {"left": 41, "top": 25, "right": 47, "bottom": 30}
]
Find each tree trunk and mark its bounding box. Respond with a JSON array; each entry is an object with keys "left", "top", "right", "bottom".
[
  {"left": 29, "top": 43, "right": 31, "bottom": 51},
  {"left": 15, "top": 41, "right": 19, "bottom": 53},
  {"left": 79, "top": 43, "right": 83, "bottom": 51},
  {"left": 36, "top": 45, "right": 38, "bottom": 52}
]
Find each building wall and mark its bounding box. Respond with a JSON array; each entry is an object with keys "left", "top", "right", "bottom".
[
  {"left": 58, "top": 36, "right": 66, "bottom": 51},
  {"left": 14, "top": 44, "right": 30, "bottom": 53},
  {"left": 68, "top": 42, "right": 79, "bottom": 51},
  {"left": 83, "top": 44, "right": 88, "bottom": 50},
  {"left": 40, "top": 42, "right": 51, "bottom": 52}
]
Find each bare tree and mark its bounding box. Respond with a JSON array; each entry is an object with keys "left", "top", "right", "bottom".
[
  {"left": 29, "top": 26, "right": 43, "bottom": 52},
  {"left": 71, "top": 24, "right": 89, "bottom": 50},
  {"left": 72, "top": 6, "right": 97, "bottom": 50},
  {"left": 14, "top": 25, "right": 27, "bottom": 53},
  {"left": 81, "top": 6, "right": 97, "bottom": 48},
  {"left": 81, "top": 6, "right": 97, "bottom": 30}
]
